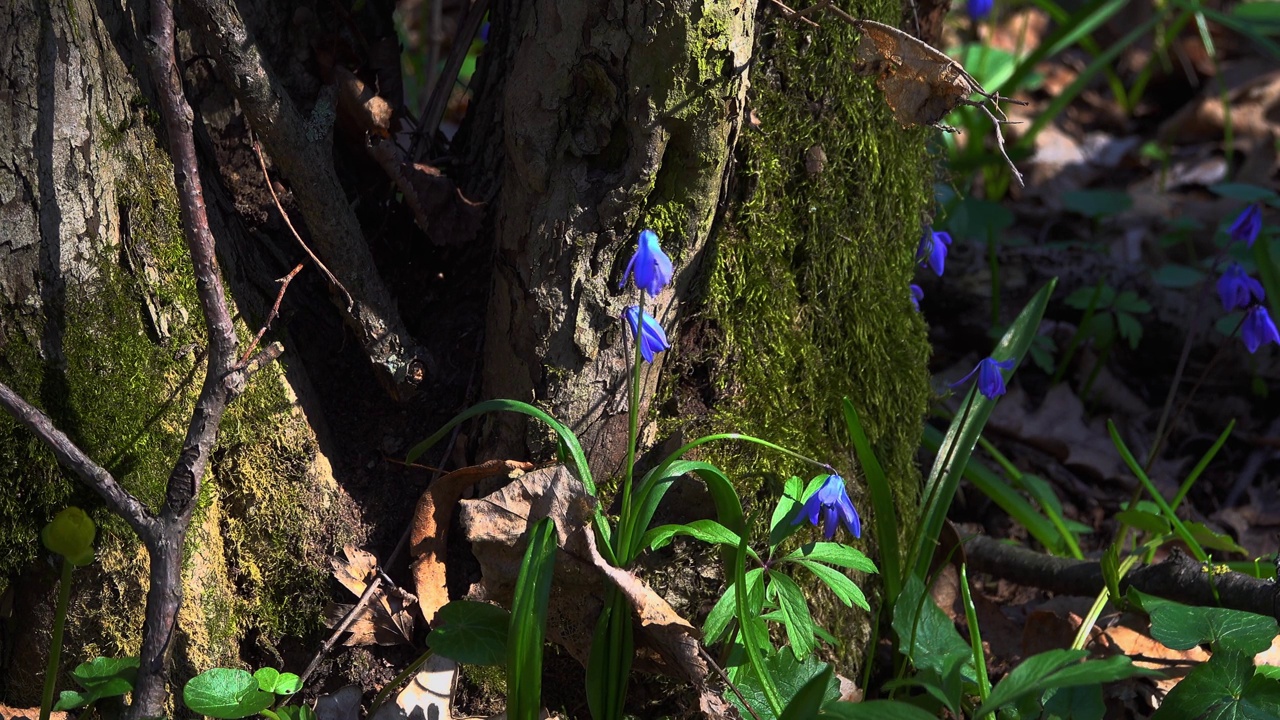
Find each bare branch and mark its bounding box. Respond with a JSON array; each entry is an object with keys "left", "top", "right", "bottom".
[
  {"left": 965, "top": 534, "right": 1280, "bottom": 621},
  {"left": 237, "top": 263, "right": 303, "bottom": 367},
  {"left": 0, "top": 382, "right": 155, "bottom": 539}
]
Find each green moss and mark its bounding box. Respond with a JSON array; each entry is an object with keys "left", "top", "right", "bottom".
[{"left": 697, "top": 3, "right": 934, "bottom": 664}]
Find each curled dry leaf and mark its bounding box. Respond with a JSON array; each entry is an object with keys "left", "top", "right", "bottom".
[
  {"left": 327, "top": 544, "right": 416, "bottom": 646},
  {"left": 409, "top": 459, "right": 534, "bottom": 624},
  {"left": 334, "top": 65, "right": 393, "bottom": 138}
]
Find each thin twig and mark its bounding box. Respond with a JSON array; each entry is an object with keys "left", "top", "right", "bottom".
[
  {"left": 766, "top": 0, "right": 822, "bottom": 27},
  {"left": 251, "top": 141, "right": 354, "bottom": 311},
  {"left": 298, "top": 564, "right": 385, "bottom": 685},
  {"left": 698, "top": 644, "right": 761, "bottom": 720},
  {"left": 237, "top": 264, "right": 303, "bottom": 366}
]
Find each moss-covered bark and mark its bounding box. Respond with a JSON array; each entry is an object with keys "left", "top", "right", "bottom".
[
  {"left": 703, "top": 2, "right": 933, "bottom": 668},
  {"left": 0, "top": 0, "right": 353, "bottom": 704}
]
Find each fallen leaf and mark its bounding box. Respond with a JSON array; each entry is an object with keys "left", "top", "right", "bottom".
[
  {"left": 334, "top": 65, "right": 393, "bottom": 139},
  {"left": 409, "top": 459, "right": 534, "bottom": 624},
  {"left": 326, "top": 545, "right": 417, "bottom": 646}
]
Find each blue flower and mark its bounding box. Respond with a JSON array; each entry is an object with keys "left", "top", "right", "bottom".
[
  {"left": 917, "top": 230, "right": 952, "bottom": 276},
  {"left": 1228, "top": 204, "right": 1262, "bottom": 247},
  {"left": 967, "top": 0, "right": 994, "bottom": 21},
  {"left": 910, "top": 284, "right": 924, "bottom": 311},
  {"left": 1217, "top": 263, "right": 1265, "bottom": 311},
  {"left": 793, "top": 474, "right": 861, "bottom": 540},
  {"left": 623, "top": 306, "right": 671, "bottom": 363},
  {"left": 951, "top": 357, "right": 1016, "bottom": 399},
  {"left": 620, "top": 229, "right": 674, "bottom": 296},
  {"left": 1243, "top": 305, "right": 1280, "bottom": 353}
]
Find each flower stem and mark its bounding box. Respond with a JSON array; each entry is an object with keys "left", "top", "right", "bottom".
[
  {"left": 40, "top": 557, "right": 74, "bottom": 720},
  {"left": 617, "top": 294, "right": 646, "bottom": 562}
]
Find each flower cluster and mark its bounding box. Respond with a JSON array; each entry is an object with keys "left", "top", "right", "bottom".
[
  {"left": 1220, "top": 206, "right": 1278, "bottom": 353},
  {"left": 909, "top": 229, "right": 952, "bottom": 311}
]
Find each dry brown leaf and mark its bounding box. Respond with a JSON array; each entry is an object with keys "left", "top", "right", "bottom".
[
  {"left": 459, "top": 465, "right": 724, "bottom": 712},
  {"left": 334, "top": 65, "right": 393, "bottom": 138},
  {"left": 326, "top": 545, "right": 416, "bottom": 646},
  {"left": 989, "top": 384, "right": 1125, "bottom": 482},
  {"left": 409, "top": 459, "right": 534, "bottom": 624},
  {"left": 331, "top": 544, "right": 377, "bottom": 597}
]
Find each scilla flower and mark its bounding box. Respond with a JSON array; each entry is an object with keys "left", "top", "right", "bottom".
[
  {"left": 793, "top": 474, "right": 861, "bottom": 540},
  {"left": 1243, "top": 305, "right": 1280, "bottom": 353},
  {"left": 620, "top": 229, "right": 673, "bottom": 296},
  {"left": 917, "top": 230, "right": 952, "bottom": 277},
  {"left": 1217, "top": 263, "right": 1265, "bottom": 311},
  {"left": 951, "top": 356, "right": 1015, "bottom": 400},
  {"left": 1229, "top": 204, "right": 1262, "bottom": 247},
  {"left": 967, "top": 0, "right": 994, "bottom": 21},
  {"left": 623, "top": 306, "right": 671, "bottom": 363}
]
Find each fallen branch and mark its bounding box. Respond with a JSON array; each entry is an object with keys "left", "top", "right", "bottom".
[{"left": 965, "top": 534, "right": 1280, "bottom": 622}]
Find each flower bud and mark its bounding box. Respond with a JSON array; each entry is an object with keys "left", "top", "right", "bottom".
[{"left": 42, "top": 507, "right": 96, "bottom": 566}]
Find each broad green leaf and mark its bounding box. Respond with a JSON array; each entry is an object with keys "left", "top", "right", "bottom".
[
  {"left": 183, "top": 668, "right": 276, "bottom": 719},
  {"left": 1185, "top": 521, "right": 1248, "bottom": 554},
  {"left": 642, "top": 519, "right": 744, "bottom": 554},
  {"left": 975, "top": 650, "right": 1153, "bottom": 716},
  {"left": 428, "top": 600, "right": 510, "bottom": 666},
  {"left": 1135, "top": 591, "right": 1278, "bottom": 655},
  {"left": 770, "top": 572, "right": 816, "bottom": 660},
  {"left": 769, "top": 476, "right": 807, "bottom": 550},
  {"left": 794, "top": 559, "right": 869, "bottom": 611},
  {"left": 1116, "top": 312, "right": 1143, "bottom": 349},
  {"left": 1063, "top": 189, "right": 1132, "bottom": 219},
  {"left": 1115, "top": 507, "right": 1170, "bottom": 535},
  {"left": 252, "top": 668, "right": 300, "bottom": 695},
  {"left": 729, "top": 650, "right": 839, "bottom": 720},
  {"left": 819, "top": 699, "right": 940, "bottom": 719},
  {"left": 55, "top": 656, "right": 140, "bottom": 708},
  {"left": 1043, "top": 684, "right": 1105, "bottom": 720},
  {"left": 782, "top": 542, "right": 876, "bottom": 573},
  {"left": 780, "top": 664, "right": 834, "bottom": 720},
  {"left": 1114, "top": 291, "right": 1152, "bottom": 314},
  {"left": 704, "top": 569, "right": 764, "bottom": 644},
  {"left": 53, "top": 690, "right": 94, "bottom": 712},
  {"left": 1211, "top": 182, "right": 1279, "bottom": 203},
  {"left": 1153, "top": 652, "right": 1280, "bottom": 719},
  {"left": 275, "top": 706, "right": 317, "bottom": 720},
  {"left": 893, "top": 575, "right": 975, "bottom": 683}
]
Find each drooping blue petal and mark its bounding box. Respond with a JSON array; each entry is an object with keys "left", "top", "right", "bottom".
[
  {"left": 952, "top": 357, "right": 1015, "bottom": 400},
  {"left": 620, "top": 229, "right": 674, "bottom": 296},
  {"left": 1243, "top": 306, "right": 1280, "bottom": 353},
  {"left": 910, "top": 284, "right": 924, "bottom": 311},
  {"left": 792, "top": 474, "right": 861, "bottom": 540},
  {"left": 1217, "top": 264, "right": 1266, "bottom": 311},
  {"left": 623, "top": 306, "right": 671, "bottom": 363},
  {"left": 1228, "top": 204, "right": 1263, "bottom": 247},
  {"left": 967, "top": 0, "right": 994, "bottom": 21},
  {"left": 917, "top": 231, "right": 952, "bottom": 277}
]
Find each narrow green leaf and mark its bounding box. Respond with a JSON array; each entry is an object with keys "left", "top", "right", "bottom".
[
  {"left": 736, "top": 536, "right": 783, "bottom": 716},
  {"left": 820, "top": 699, "right": 941, "bottom": 719},
  {"left": 642, "top": 519, "right": 744, "bottom": 554},
  {"left": 628, "top": 460, "right": 745, "bottom": 563},
  {"left": 782, "top": 542, "right": 876, "bottom": 573},
  {"left": 1108, "top": 421, "right": 1208, "bottom": 562},
  {"left": 770, "top": 572, "right": 817, "bottom": 660},
  {"left": 769, "top": 476, "right": 807, "bottom": 551},
  {"left": 843, "top": 398, "right": 900, "bottom": 604},
  {"left": 793, "top": 559, "right": 869, "bottom": 611},
  {"left": 508, "top": 517, "right": 558, "bottom": 720}
]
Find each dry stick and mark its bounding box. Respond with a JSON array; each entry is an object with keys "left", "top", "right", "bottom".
[
  {"left": 965, "top": 534, "right": 1280, "bottom": 622},
  {"left": 765, "top": 0, "right": 822, "bottom": 27},
  {"left": 251, "top": 141, "right": 354, "bottom": 311},
  {"left": 413, "top": 0, "right": 490, "bottom": 162},
  {"left": 698, "top": 645, "right": 762, "bottom": 720},
  {"left": 237, "top": 264, "right": 303, "bottom": 366}
]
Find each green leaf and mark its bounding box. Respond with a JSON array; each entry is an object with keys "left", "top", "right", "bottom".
[
  {"left": 1065, "top": 284, "right": 1115, "bottom": 311},
  {"left": 892, "top": 575, "right": 975, "bottom": 683},
  {"left": 275, "top": 706, "right": 317, "bottom": 720},
  {"left": 1115, "top": 507, "right": 1170, "bottom": 535},
  {"left": 911, "top": 279, "right": 1057, "bottom": 580},
  {"left": 1063, "top": 190, "right": 1132, "bottom": 219},
  {"left": 428, "top": 600, "right": 511, "bottom": 666},
  {"left": 642, "top": 519, "right": 744, "bottom": 554},
  {"left": 52, "top": 690, "right": 95, "bottom": 712},
  {"left": 1153, "top": 264, "right": 1207, "bottom": 289},
  {"left": 70, "top": 656, "right": 139, "bottom": 687},
  {"left": 1043, "top": 684, "right": 1105, "bottom": 720},
  {"left": 780, "top": 664, "right": 835, "bottom": 720},
  {"left": 1185, "top": 521, "right": 1248, "bottom": 554},
  {"left": 782, "top": 542, "right": 876, "bottom": 573},
  {"left": 629, "top": 460, "right": 745, "bottom": 563},
  {"left": 183, "top": 668, "right": 277, "bottom": 719},
  {"left": 769, "top": 476, "right": 807, "bottom": 550},
  {"left": 843, "top": 398, "right": 900, "bottom": 604},
  {"left": 1153, "top": 652, "right": 1280, "bottom": 719},
  {"left": 1115, "top": 312, "right": 1143, "bottom": 349},
  {"left": 1114, "top": 291, "right": 1152, "bottom": 314},
  {"left": 730, "top": 651, "right": 840, "bottom": 720},
  {"left": 770, "top": 572, "right": 817, "bottom": 660},
  {"left": 1211, "top": 182, "right": 1280, "bottom": 203},
  {"left": 975, "top": 650, "right": 1154, "bottom": 715},
  {"left": 252, "top": 668, "right": 300, "bottom": 695},
  {"left": 507, "top": 517, "right": 557, "bottom": 720},
  {"left": 1135, "top": 591, "right": 1278, "bottom": 655},
  {"left": 735, "top": 535, "right": 783, "bottom": 716},
  {"left": 793, "top": 559, "right": 869, "bottom": 611},
  {"left": 819, "top": 700, "right": 941, "bottom": 719}
]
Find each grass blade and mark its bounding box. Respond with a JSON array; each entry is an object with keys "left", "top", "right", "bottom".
[
  {"left": 507, "top": 517, "right": 558, "bottom": 720},
  {"left": 843, "top": 398, "right": 901, "bottom": 605}
]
